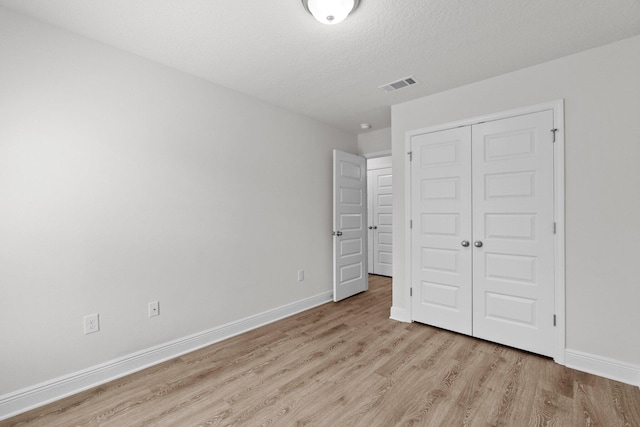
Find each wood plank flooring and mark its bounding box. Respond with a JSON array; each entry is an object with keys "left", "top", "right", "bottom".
[{"left": 4, "top": 275, "right": 640, "bottom": 426}]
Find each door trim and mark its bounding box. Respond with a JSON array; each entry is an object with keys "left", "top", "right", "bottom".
[
  {"left": 363, "top": 149, "right": 392, "bottom": 159},
  {"left": 404, "top": 100, "right": 565, "bottom": 363}
]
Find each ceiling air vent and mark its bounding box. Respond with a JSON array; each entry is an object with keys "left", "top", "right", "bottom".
[{"left": 378, "top": 75, "right": 418, "bottom": 93}]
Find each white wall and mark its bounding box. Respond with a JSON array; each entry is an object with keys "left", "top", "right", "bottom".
[
  {"left": 358, "top": 127, "right": 391, "bottom": 156},
  {"left": 392, "top": 35, "right": 640, "bottom": 375},
  {"left": 0, "top": 7, "right": 357, "bottom": 397}
]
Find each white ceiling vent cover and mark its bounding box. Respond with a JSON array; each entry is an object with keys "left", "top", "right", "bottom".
[{"left": 379, "top": 75, "right": 418, "bottom": 93}]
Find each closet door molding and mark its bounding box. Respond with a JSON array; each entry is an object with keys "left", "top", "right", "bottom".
[{"left": 404, "top": 100, "right": 565, "bottom": 364}]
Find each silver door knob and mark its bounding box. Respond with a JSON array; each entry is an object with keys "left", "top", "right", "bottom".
[
  {"left": 461, "top": 240, "right": 470, "bottom": 247},
  {"left": 474, "top": 241, "right": 483, "bottom": 248}
]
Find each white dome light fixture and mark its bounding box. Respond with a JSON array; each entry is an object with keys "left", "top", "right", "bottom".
[{"left": 302, "top": 0, "right": 360, "bottom": 25}]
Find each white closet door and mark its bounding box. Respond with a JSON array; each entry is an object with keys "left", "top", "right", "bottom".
[
  {"left": 409, "top": 109, "right": 556, "bottom": 357},
  {"left": 371, "top": 167, "right": 393, "bottom": 276},
  {"left": 471, "top": 110, "right": 556, "bottom": 357},
  {"left": 367, "top": 170, "right": 375, "bottom": 273},
  {"left": 410, "top": 127, "right": 473, "bottom": 335}
]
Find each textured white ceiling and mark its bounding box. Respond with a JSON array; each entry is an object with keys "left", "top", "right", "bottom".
[{"left": 2, "top": 0, "right": 640, "bottom": 134}]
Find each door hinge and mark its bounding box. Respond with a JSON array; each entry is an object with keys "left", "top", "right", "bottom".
[
  {"left": 553, "top": 222, "right": 557, "bottom": 234},
  {"left": 407, "top": 151, "right": 413, "bottom": 161},
  {"left": 551, "top": 128, "right": 558, "bottom": 143},
  {"left": 553, "top": 314, "right": 557, "bottom": 326},
  {"left": 410, "top": 288, "right": 413, "bottom": 297},
  {"left": 410, "top": 219, "right": 413, "bottom": 229}
]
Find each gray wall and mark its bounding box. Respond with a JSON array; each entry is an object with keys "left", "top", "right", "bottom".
[
  {"left": 0, "top": 7, "right": 357, "bottom": 395},
  {"left": 358, "top": 127, "right": 391, "bottom": 156}
]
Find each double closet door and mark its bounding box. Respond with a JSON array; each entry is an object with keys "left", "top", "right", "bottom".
[{"left": 410, "top": 110, "right": 556, "bottom": 357}]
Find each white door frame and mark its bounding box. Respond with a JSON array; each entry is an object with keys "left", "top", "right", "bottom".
[
  {"left": 404, "top": 100, "right": 566, "bottom": 364},
  {"left": 363, "top": 149, "right": 392, "bottom": 159}
]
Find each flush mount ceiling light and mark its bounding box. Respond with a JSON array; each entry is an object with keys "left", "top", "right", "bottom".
[{"left": 302, "top": 0, "right": 360, "bottom": 25}]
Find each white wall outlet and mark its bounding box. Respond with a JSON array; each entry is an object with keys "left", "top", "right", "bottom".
[
  {"left": 149, "top": 301, "right": 160, "bottom": 317},
  {"left": 84, "top": 313, "right": 100, "bottom": 334},
  {"left": 298, "top": 270, "right": 304, "bottom": 281}
]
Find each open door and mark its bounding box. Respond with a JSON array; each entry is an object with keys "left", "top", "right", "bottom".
[{"left": 333, "top": 150, "right": 368, "bottom": 302}]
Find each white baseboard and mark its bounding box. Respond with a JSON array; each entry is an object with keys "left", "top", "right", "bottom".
[
  {"left": 0, "top": 291, "right": 333, "bottom": 421},
  {"left": 565, "top": 349, "right": 640, "bottom": 387},
  {"left": 390, "top": 306, "right": 411, "bottom": 323}
]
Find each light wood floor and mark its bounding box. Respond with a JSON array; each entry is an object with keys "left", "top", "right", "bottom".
[{"left": 4, "top": 275, "right": 639, "bottom": 426}]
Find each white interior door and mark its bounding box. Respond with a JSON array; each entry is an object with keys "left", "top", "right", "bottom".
[
  {"left": 333, "top": 150, "right": 368, "bottom": 302},
  {"left": 410, "top": 127, "right": 473, "bottom": 335},
  {"left": 367, "top": 169, "right": 374, "bottom": 272},
  {"left": 471, "top": 110, "right": 556, "bottom": 357},
  {"left": 410, "top": 109, "right": 556, "bottom": 357},
  {"left": 370, "top": 167, "right": 393, "bottom": 276}
]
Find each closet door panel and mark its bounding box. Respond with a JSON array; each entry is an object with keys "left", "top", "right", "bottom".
[
  {"left": 471, "top": 110, "right": 556, "bottom": 357},
  {"left": 410, "top": 127, "right": 473, "bottom": 335},
  {"left": 367, "top": 170, "right": 374, "bottom": 273}
]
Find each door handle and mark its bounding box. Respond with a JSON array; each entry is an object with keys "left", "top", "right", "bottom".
[
  {"left": 373, "top": 226, "right": 378, "bottom": 229},
  {"left": 461, "top": 240, "right": 470, "bottom": 247},
  {"left": 474, "top": 241, "right": 483, "bottom": 248},
  {"left": 332, "top": 231, "right": 343, "bottom": 236},
  {"left": 368, "top": 226, "right": 373, "bottom": 230}
]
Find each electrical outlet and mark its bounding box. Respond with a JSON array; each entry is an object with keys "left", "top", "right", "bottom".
[
  {"left": 298, "top": 270, "right": 304, "bottom": 281},
  {"left": 149, "top": 301, "right": 160, "bottom": 317},
  {"left": 84, "top": 313, "right": 100, "bottom": 334}
]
